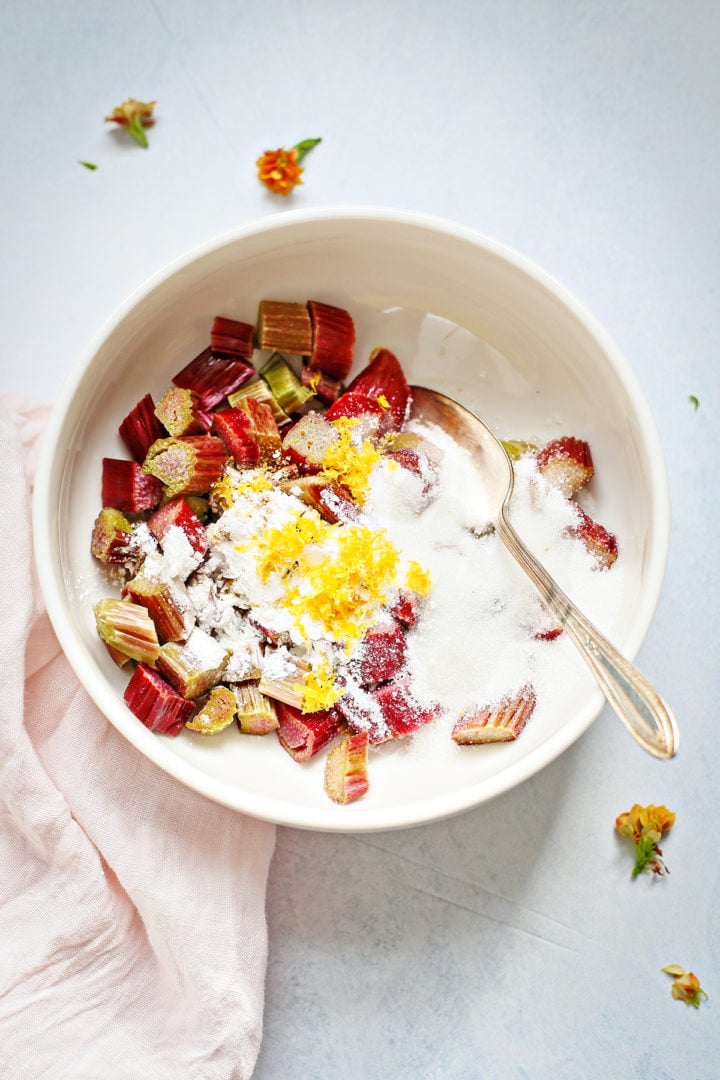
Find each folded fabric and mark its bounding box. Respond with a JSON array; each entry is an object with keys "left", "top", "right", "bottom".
[{"left": 0, "top": 396, "right": 276, "bottom": 1080}]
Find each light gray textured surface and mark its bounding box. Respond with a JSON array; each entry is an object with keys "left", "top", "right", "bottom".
[{"left": 2, "top": 2, "right": 718, "bottom": 1076}]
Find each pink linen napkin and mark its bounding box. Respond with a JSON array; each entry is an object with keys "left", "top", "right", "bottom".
[{"left": 0, "top": 396, "right": 276, "bottom": 1079}]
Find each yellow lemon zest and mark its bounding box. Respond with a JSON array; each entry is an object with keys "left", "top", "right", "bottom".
[
  {"left": 406, "top": 560, "right": 432, "bottom": 595},
  {"left": 255, "top": 508, "right": 401, "bottom": 645},
  {"left": 301, "top": 658, "right": 342, "bottom": 713},
  {"left": 321, "top": 416, "right": 382, "bottom": 504}
]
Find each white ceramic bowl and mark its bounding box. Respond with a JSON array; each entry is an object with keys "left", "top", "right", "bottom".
[{"left": 33, "top": 207, "right": 669, "bottom": 831}]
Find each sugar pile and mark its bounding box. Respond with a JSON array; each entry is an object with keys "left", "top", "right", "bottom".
[{"left": 364, "top": 419, "right": 625, "bottom": 736}]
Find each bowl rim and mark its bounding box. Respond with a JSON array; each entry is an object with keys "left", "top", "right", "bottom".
[{"left": 32, "top": 205, "right": 671, "bottom": 830}]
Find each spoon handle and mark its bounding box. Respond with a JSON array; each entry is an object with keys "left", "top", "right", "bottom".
[{"left": 496, "top": 511, "right": 679, "bottom": 759}]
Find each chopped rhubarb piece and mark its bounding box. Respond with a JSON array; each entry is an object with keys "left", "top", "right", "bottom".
[
  {"left": 142, "top": 436, "right": 228, "bottom": 498},
  {"left": 186, "top": 686, "right": 237, "bottom": 734},
  {"left": 223, "top": 639, "right": 263, "bottom": 682},
  {"left": 147, "top": 497, "right": 208, "bottom": 557},
  {"left": 259, "top": 650, "right": 310, "bottom": 708},
  {"left": 335, "top": 680, "right": 392, "bottom": 744},
  {"left": 155, "top": 628, "right": 228, "bottom": 698},
  {"left": 121, "top": 573, "right": 189, "bottom": 642},
  {"left": 228, "top": 378, "right": 289, "bottom": 424},
  {"left": 124, "top": 662, "right": 195, "bottom": 736},
  {"left": 385, "top": 446, "right": 439, "bottom": 500},
  {"left": 278, "top": 475, "right": 360, "bottom": 524},
  {"left": 93, "top": 598, "right": 161, "bottom": 664},
  {"left": 301, "top": 363, "right": 344, "bottom": 404},
  {"left": 212, "top": 408, "right": 260, "bottom": 468},
  {"left": 102, "top": 458, "right": 162, "bottom": 512},
  {"left": 104, "top": 641, "right": 131, "bottom": 667},
  {"left": 275, "top": 700, "right": 343, "bottom": 762},
  {"left": 536, "top": 437, "right": 594, "bottom": 498},
  {"left": 346, "top": 347, "right": 411, "bottom": 433},
  {"left": 257, "top": 300, "right": 313, "bottom": 354},
  {"left": 325, "top": 391, "right": 385, "bottom": 441},
  {"left": 154, "top": 386, "right": 210, "bottom": 437},
  {"left": 567, "top": 506, "right": 619, "bottom": 569},
  {"left": 307, "top": 300, "right": 356, "bottom": 380},
  {"left": 260, "top": 353, "right": 314, "bottom": 414},
  {"left": 452, "top": 685, "right": 536, "bottom": 744},
  {"left": 119, "top": 393, "right": 166, "bottom": 462},
  {"left": 234, "top": 682, "right": 279, "bottom": 735},
  {"left": 348, "top": 621, "right": 407, "bottom": 687},
  {"left": 210, "top": 315, "right": 255, "bottom": 359},
  {"left": 372, "top": 679, "right": 440, "bottom": 738},
  {"left": 172, "top": 346, "right": 255, "bottom": 410},
  {"left": 235, "top": 398, "right": 282, "bottom": 464},
  {"left": 90, "top": 507, "right": 133, "bottom": 564},
  {"left": 388, "top": 588, "right": 425, "bottom": 629},
  {"left": 324, "top": 731, "right": 369, "bottom": 804},
  {"left": 281, "top": 411, "right": 339, "bottom": 473}
]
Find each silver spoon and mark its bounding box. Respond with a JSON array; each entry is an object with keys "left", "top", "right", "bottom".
[{"left": 410, "top": 385, "right": 679, "bottom": 760}]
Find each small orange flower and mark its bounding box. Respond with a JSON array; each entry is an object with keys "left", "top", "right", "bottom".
[
  {"left": 615, "top": 803, "right": 675, "bottom": 877},
  {"left": 105, "top": 98, "right": 156, "bottom": 148},
  {"left": 256, "top": 138, "right": 321, "bottom": 196},
  {"left": 662, "top": 965, "right": 708, "bottom": 1008}
]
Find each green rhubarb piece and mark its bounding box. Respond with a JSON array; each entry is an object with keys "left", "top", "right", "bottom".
[
  {"left": 186, "top": 686, "right": 237, "bottom": 734},
  {"left": 235, "top": 681, "right": 279, "bottom": 734},
  {"left": 228, "top": 378, "right": 289, "bottom": 424},
  {"left": 155, "top": 630, "right": 228, "bottom": 698},
  {"left": 143, "top": 436, "right": 227, "bottom": 498},
  {"left": 122, "top": 572, "right": 188, "bottom": 643},
  {"left": 260, "top": 353, "right": 314, "bottom": 414},
  {"left": 93, "top": 598, "right": 160, "bottom": 664},
  {"left": 90, "top": 507, "right": 132, "bottom": 563},
  {"left": 154, "top": 387, "right": 206, "bottom": 437}
]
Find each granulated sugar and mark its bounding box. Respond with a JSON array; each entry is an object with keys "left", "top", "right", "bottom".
[{"left": 364, "top": 419, "right": 626, "bottom": 757}]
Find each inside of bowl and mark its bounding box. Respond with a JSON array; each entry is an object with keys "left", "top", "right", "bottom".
[{"left": 39, "top": 212, "right": 668, "bottom": 830}]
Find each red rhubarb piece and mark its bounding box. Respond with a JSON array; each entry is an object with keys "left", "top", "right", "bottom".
[
  {"left": 123, "top": 662, "right": 195, "bottom": 736},
  {"left": 388, "top": 588, "right": 425, "bottom": 629},
  {"left": 275, "top": 701, "right": 343, "bottom": 762},
  {"left": 172, "top": 346, "right": 255, "bottom": 410},
  {"left": 373, "top": 679, "right": 440, "bottom": 738},
  {"left": 324, "top": 731, "right": 369, "bottom": 804},
  {"left": 281, "top": 411, "right": 339, "bottom": 473},
  {"left": 325, "top": 391, "right": 386, "bottom": 441},
  {"left": 90, "top": 507, "right": 133, "bottom": 564},
  {"left": 279, "top": 475, "right": 360, "bottom": 524},
  {"left": 147, "top": 497, "right": 208, "bottom": 557},
  {"left": 385, "top": 447, "right": 439, "bottom": 499},
  {"left": 335, "top": 681, "right": 391, "bottom": 744},
  {"left": 210, "top": 315, "right": 255, "bottom": 359},
  {"left": 301, "top": 364, "right": 344, "bottom": 404},
  {"left": 346, "top": 347, "right": 411, "bottom": 433},
  {"left": 567, "top": 506, "right": 619, "bottom": 569},
  {"left": 452, "top": 685, "right": 536, "bottom": 744},
  {"left": 101, "top": 458, "right": 162, "bottom": 512},
  {"left": 349, "top": 622, "right": 407, "bottom": 687},
  {"left": 212, "top": 408, "right": 260, "bottom": 468},
  {"left": 536, "top": 437, "right": 594, "bottom": 498},
  {"left": 307, "top": 300, "right": 356, "bottom": 380},
  {"left": 257, "top": 300, "right": 313, "bottom": 354},
  {"left": 119, "top": 393, "right": 166, "bottom": 462},
  {"left": 236, "top": 398, "right": 282, "bottom": 463}
]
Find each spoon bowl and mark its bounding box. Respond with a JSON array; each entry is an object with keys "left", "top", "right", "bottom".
[{"left": 411, "top": 385, "right": 679, "bottom": 761}]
